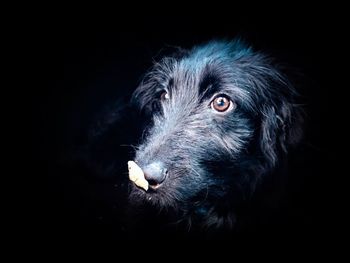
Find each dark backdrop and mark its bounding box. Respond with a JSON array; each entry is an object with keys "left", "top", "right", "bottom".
[{"left": 34, "top": 12, "right": 335, "bottom": 242}]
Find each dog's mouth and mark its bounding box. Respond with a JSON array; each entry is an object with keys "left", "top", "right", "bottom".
[
  {"left": 147, "top": 181, "right": 162, "bottom": 190},
  {"left": 137, "top": 177, "right": 167, "bottom": 192}
]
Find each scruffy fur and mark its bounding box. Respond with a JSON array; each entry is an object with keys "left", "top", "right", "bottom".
[{"left": 124, "top": 39, "right": 303, "bottom": 235}]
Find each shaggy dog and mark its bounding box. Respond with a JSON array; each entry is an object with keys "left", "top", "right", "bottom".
[
  {"left": 80, "top": 39, "right": 303, "bottom": 239},
  {"left": 124, "top": 39, "right": 303, "bottom": 237}
]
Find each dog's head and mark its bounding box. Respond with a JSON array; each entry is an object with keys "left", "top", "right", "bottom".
[{"left": 129, "top": 40, "right": 302, "bottom": 224}]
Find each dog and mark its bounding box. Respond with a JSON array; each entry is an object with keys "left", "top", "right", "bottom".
[
  {"left": 123, "top": 39, "right": 303, "bottom": 237},
  {"left": 74, "top": 39, "right": 304, "bottom": 239}
]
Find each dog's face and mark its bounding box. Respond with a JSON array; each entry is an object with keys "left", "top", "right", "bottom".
[{"left": 129, "top": 40, "right": 302, "bottom": 220}]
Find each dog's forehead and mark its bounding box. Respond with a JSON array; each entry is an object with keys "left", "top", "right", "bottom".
[
  {"left": 161, "top": 44, "right": 257, "bottom": 110},
  {"left": 175, "top": 49, "right": 228, "bottom": 79},
  {"left": 168, "top": 41, "right": 250, "bottom": 90},
  {"left": 168, "top": 58, "right": 223, "bottom": 95},
  {"left": 166, "top": 57, "right": 237, "bottom": 102}
]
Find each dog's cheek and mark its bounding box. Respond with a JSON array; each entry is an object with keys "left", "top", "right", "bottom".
[{"left": 206, "top": 128, "right": 252, "bottom": 159}]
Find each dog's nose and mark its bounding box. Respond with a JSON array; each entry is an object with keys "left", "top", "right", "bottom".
[{"left": 143, "top": 162, "right": 168, "bottom": 187}]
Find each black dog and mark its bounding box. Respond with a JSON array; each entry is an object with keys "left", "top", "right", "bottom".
[
  {"left": 71, "top": 39, "right": 304, "bottom": 239},
  {"left": 125, "top": 39, "right": 303, "bottom": 236}
]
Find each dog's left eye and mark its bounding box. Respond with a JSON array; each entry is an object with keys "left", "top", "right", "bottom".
[
  {"left": 160, "top": 91, "right": 170, "bottom": 101},
  {"left": 211, "top": 95, "right": 233, "bottom": 112}
]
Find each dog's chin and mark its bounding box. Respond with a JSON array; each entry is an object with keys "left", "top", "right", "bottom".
[{"left": 128, "top": 183, "right": 181, "bottom": 210}]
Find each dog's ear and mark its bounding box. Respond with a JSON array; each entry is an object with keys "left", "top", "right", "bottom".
[
  {"left": 131, "top": 80, "right": 156, "bottom": 114},
  {"left": 260, "top": 100, "right": 303, "bottom": 167},
  {"left": 132, "top": 48, "right": 189, "bottom": 113},
  {"left": 131, "top": 58, "right": 173, "bottom": 114}
]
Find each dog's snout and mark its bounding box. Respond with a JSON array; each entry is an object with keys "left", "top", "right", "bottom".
[{"left": 143, "top": 162, "right": 168, "bottom": 187}]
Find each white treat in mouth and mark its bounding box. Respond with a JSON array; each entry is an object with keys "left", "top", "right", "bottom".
[{"left": 128, "top": 161, "right": 149, "bottom": 191}]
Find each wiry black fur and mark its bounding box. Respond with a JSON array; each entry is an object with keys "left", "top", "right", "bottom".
[
  {"left": 126, "top": 39, "right": 303, "bottom": 235},
  {"left": 79, "top": 39, "right": 303, "bottom": 238}
]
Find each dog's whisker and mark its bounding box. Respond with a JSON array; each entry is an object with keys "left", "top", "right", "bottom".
[
  {"left": 190, "top": 167, "right": 201, "bottom": 177},
  {"left": 120, "top": 144, "right": 139, "bottom": 150}
]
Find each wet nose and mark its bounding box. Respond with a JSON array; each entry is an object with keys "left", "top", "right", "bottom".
[{"left": 143, "top": 162, "right": 168, "bottom": 186}]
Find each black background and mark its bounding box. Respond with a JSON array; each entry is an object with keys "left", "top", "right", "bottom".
[{"left": 34, "top": 10, "right": 337, "bottom": 242}]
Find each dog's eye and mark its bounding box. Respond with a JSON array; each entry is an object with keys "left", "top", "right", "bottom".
[
  {"left": 211, "top": 95, "right": 233, "bottom": 112},
  {"left": 160, "top": 91, "right": 170, "bottom": 101}
]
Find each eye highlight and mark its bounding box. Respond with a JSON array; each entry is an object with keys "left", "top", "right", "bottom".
[
  {"left": 160, "top": 90, "right": 170, "bottom": 101},
  {"left": 210, "top": 95, "right": 234, "bottom": 112}
]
